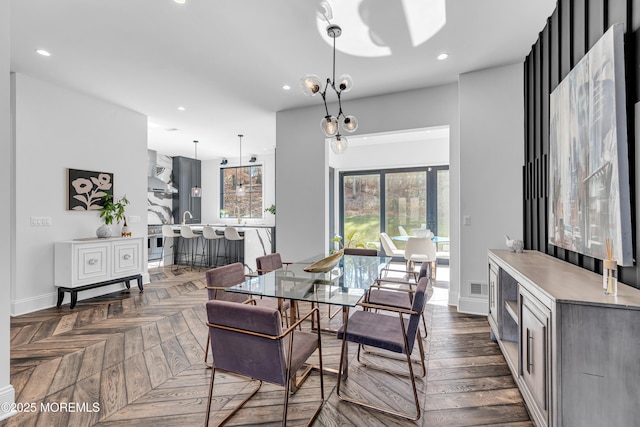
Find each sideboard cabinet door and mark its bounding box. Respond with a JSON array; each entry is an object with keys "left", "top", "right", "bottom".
[{"left": 519, "top": 287, "right": 550, "bottom": 426}]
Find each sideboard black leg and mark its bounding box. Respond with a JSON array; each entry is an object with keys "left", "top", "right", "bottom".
[
  {"left": 70, "top": 292, "right": 78, "bottom": 309},
  {"left": 137, "top": 275, "right": 143, "bottom": 292},
  {"left": 125, "top": 280, "right": 131, "bottom": 290},
  {"left": 56, "top": 290, "right": 64, "bottom": 307}
]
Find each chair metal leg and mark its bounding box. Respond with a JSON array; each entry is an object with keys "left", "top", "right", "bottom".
[
  {"left": 336, "top": 314, "right": 422, "bottom": 420},
  {"left": 205, "top": 367, "right": 262, "bottom": 427}
]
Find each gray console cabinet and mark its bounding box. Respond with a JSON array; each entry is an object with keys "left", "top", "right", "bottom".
[{"left": 488, "top": 249, "right": 640, "bottom": 427}]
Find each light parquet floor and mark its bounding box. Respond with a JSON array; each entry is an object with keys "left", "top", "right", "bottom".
[{"left": 2, "top": 264, "right": 531, "bottom": 426}]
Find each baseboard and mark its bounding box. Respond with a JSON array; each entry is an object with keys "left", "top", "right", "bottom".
[
  {"left": 0, "top": 384, "right": 16, "bottom": 421},
  {"left": 448, "top": 290, "right": 459, "bottom": 307},
  {"left": 11, "top": 283, "right": 134, "bottom": 316},
  {"left": 457, "top": 296, "right": 489, "bottom": 316}
]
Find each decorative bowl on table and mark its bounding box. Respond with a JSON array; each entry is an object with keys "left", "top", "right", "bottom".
[
  {"left": 303, "top": 249, "right": 344, "bottom": 273},
  {"left": 413, "top": 229, "right": 434, "bottom": 238}
]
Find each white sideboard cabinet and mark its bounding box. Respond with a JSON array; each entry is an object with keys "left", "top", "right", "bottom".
[
  {"left": 55, "top": 236, "right": 144, "bottom": 308},
  {"left": 488, "top": 249, "right": 640, "bottom": 427}
]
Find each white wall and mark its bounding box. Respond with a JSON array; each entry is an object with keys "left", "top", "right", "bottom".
[
  {"left": 276, "top": 84, "right": 461, "bottom": 303},
  {"left": 0, "top": 0, "right": 15, "bottom": 419},
  {"left": 12, "top": 73, "right": 149, "bottom": 315},
  {"left": 329, "top": 135, "right": 449, "bottom": 171},
  {"left": 201, "top": 152, "right": 276, "bottom": 226},
  {"left": 458, "top": 63, "right": 524, "bottom": 314}
]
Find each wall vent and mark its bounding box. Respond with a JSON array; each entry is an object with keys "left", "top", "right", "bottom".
[{"left": 469, "top": 281, "right": 488, "bottom": 296}]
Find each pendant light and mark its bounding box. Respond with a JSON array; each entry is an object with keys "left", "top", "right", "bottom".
[
  {"left": 191, "top": 140, "right": 201, "bottom": 197},
  {"left": 236, "top": 134, "right": 245, "bottom": 197},
  {"left": 300, "top": 18, "right": 358, "bottom": 154}
]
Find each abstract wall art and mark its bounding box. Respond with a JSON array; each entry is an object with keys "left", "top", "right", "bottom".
[
  {"left": 67, "top": 168, "right": 114, "bottom": 211},
  {"left": 548, "top": 23, "right": 632, "bottom": 265}
]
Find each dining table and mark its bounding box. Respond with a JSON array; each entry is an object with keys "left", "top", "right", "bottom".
[{"left": 226, "top": 252, "right": 392, "bottom": 385}]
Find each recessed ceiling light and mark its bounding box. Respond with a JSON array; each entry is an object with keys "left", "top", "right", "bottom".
[
  {"left": 437, "top": 53, "right": 448, "bottom": 61},
  {"left": 35, "top": 49, "right": 51, "bottom": 57},
  {"left": 177, "top": 106, "right": 186, "bottom": 111},
  {"left": 282, "top": 84, "right": 291, "bottom": 90},
  {"left": 148, "top": 122, "right": 161, "bottom": 129},
  {"left": 174, "top": 0, "right": 186, "bottom": 4}
]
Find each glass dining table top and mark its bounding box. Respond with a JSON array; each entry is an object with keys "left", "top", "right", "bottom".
[{"left": 227, "top": 254, "right": 392, "bottom": 307}]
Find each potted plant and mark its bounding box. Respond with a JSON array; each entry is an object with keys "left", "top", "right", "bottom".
[{"left": 97, "top": 194, "right": 130, "bottom": 238}]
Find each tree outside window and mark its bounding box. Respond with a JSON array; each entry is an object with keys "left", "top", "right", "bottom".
[{"left": 220, "top": 166, "right": 263, "bottom": 218}]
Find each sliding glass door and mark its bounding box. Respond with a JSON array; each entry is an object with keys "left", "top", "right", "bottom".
[
  {"left": 340, "top": 166, "right": 449, "bottom": 250},
  {"left": 342, "top": 174, "right": 380, "bottom": 248}
]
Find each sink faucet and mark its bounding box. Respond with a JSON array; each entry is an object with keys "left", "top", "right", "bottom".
[
  {"left": 234, "top": 206, "right": 241, "bottom": 224},
  {"left": 182, "top": 210, "right": 192, "bottom": 225}
]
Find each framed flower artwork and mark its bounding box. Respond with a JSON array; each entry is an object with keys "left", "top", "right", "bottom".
[{"left": 67, "top": 168, "right": 114, "bottom": 211}]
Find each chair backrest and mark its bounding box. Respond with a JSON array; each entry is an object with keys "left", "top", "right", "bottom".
[
  {"left": 180, "top": 225, "right": 196, "bottom": 238},
  {"left": 202, "top": 226, "right": 221, "bottom": 240},
  {"left": 398, "top": 225, "right": 409, "bottom": 236},
  {"left": 224, "top": 226, "right": 242, "bottom": 241},
  {"left": 162, "top": 225, "right": 177, "bottom": 238},
  {"left": 256, "top": 253, "right": 283, "bottom": 275},
  {"left": 379, "top": 233, "right": 398, "bottom": 256},
  {"left": 404, "top": 237, "right": 436, "bottom": 261},
  {"left": 205, "top": 263, "right": 248, "bottom": 303},
  {"left": 207, "top": 300, "right": 288, "bottom": 386},
  {"left": 343, "top": 247, "right": 378, "bottom": 257},
  {"left": 418, "top": 262, "right": 429, "bottom": 280},
  {"left": 406, "top": 276, "right": 429, "bottom": 353}
]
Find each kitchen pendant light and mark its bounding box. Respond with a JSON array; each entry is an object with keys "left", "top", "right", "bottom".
[
  {"left": 300, "top": 17, "right": 358, "bottom": 154},
  {"left": 191, "top": 140, "right": 201, "bottom": 198},
  {"left": 236, "top": 134, "right": 245, "bottom": 197}
]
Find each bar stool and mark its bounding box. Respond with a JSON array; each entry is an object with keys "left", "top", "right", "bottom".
[
  {"left": 202, "top": 226, "right": 225, "bottom": 267},
  {"left": 224, "top": 226, "right": 244, "bottom": 264},
  {"left": 161, "top": 225, "right": 181, "bottom": 270},
  {"left": 180, "top": 225, "right": 203, "bottom": 269}
]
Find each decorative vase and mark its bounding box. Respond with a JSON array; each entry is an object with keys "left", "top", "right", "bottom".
[
  {"left": 121, "top": 218, "right": 131, "bottom": 237},
  {"left": 96, "top": 224, "right": 112, "bottom": 238}
]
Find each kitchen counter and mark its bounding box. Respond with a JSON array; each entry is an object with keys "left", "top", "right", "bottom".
[{"left": 157, "top": 224, "right": 275, "bottom": 271}]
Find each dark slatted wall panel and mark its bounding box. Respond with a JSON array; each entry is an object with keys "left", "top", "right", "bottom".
[{"left": 523, "top": 0, "right": 639, "bottom": 288}]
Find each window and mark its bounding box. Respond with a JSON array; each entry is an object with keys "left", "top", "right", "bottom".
[
  {"left": 340, "top": 166, "right": 449, "bottom": 250},
  {"left": 220, "top": 165, "right": 263, "bottom": 218}
]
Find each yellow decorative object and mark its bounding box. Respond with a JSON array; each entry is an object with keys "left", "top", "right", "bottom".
[{"left": 304, "top": 250, "right": 344, "bottom": 273}]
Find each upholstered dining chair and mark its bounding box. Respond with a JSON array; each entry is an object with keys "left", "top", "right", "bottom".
[
  {"left": 336, "top": 276, "right": 429, "bottom": 420},
  {"left": 403, "top": 237, "right": 436, "bottom": 281},
  {"left": 204, "top": 300, "right": 324, "bottom": 426},
  {"left": 398, "top": 225, "right": 409, "bottom": 236},
  {"left": 255, "top": 253, "right": 296, "bottom": 327},
  {"left": 203, "top": 263, "right": 291, "bottom": 364},
  {"left": 380, "top": 233, "right": 404, "bottom": 258},
  {"left": 255, "top": 252, "right": 292, "bottom": 275}
]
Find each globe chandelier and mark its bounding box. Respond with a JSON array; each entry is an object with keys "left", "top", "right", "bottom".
[
  {"left": 300, "top": 21, "right": 358, "bottom": 154},
  {"left": 236, "top": 134, "right": 245, "bottom": 197}
]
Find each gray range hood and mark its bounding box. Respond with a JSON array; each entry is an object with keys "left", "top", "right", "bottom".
[{"left": 148, "top": 150, "right": 178, "bottom": 194}]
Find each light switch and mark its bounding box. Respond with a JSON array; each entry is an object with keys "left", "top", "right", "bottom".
[{"left": 463, "top": 215, "right": 471, "bottom": 226}]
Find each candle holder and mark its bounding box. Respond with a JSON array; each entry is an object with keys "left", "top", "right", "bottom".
[{"left": 603, "top": 259, "right": 617, "bottom": 296}]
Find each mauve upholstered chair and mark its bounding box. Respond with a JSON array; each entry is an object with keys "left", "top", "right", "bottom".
[
  {"left": 204, "top": 300, "right": 324, "bottom": 426},
  {"left": 203, "top": 263, "right": 290, "bottom": 364},
  {"left": 336, "top": 276, "right": 429, "bottom": 420},
  {"left": 255, "top": 252, "right": 291, "bottom": 274}
]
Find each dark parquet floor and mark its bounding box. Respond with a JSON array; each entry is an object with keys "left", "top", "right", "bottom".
[{"left": 2, "top": 263, "right": 531, "bottom": 426}]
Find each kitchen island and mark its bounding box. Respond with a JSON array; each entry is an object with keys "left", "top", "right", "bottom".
[{"left": 164, "top": 223, "right": 275, "bottom": 272}]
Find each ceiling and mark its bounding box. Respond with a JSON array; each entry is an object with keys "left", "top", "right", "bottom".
[{"left": 10, "top": 0, "right": 556, "bottom": 160}]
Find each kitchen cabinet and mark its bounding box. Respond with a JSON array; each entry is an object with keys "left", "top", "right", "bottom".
[
  {"left": 172, "top": 156, "right": 201, "bottom": 224},
  {"left": 55, "top": 237, "right": 144, "bottom": 308},
  {"left": 488, "top": 249, "right": 640, "bottom": 427}
]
